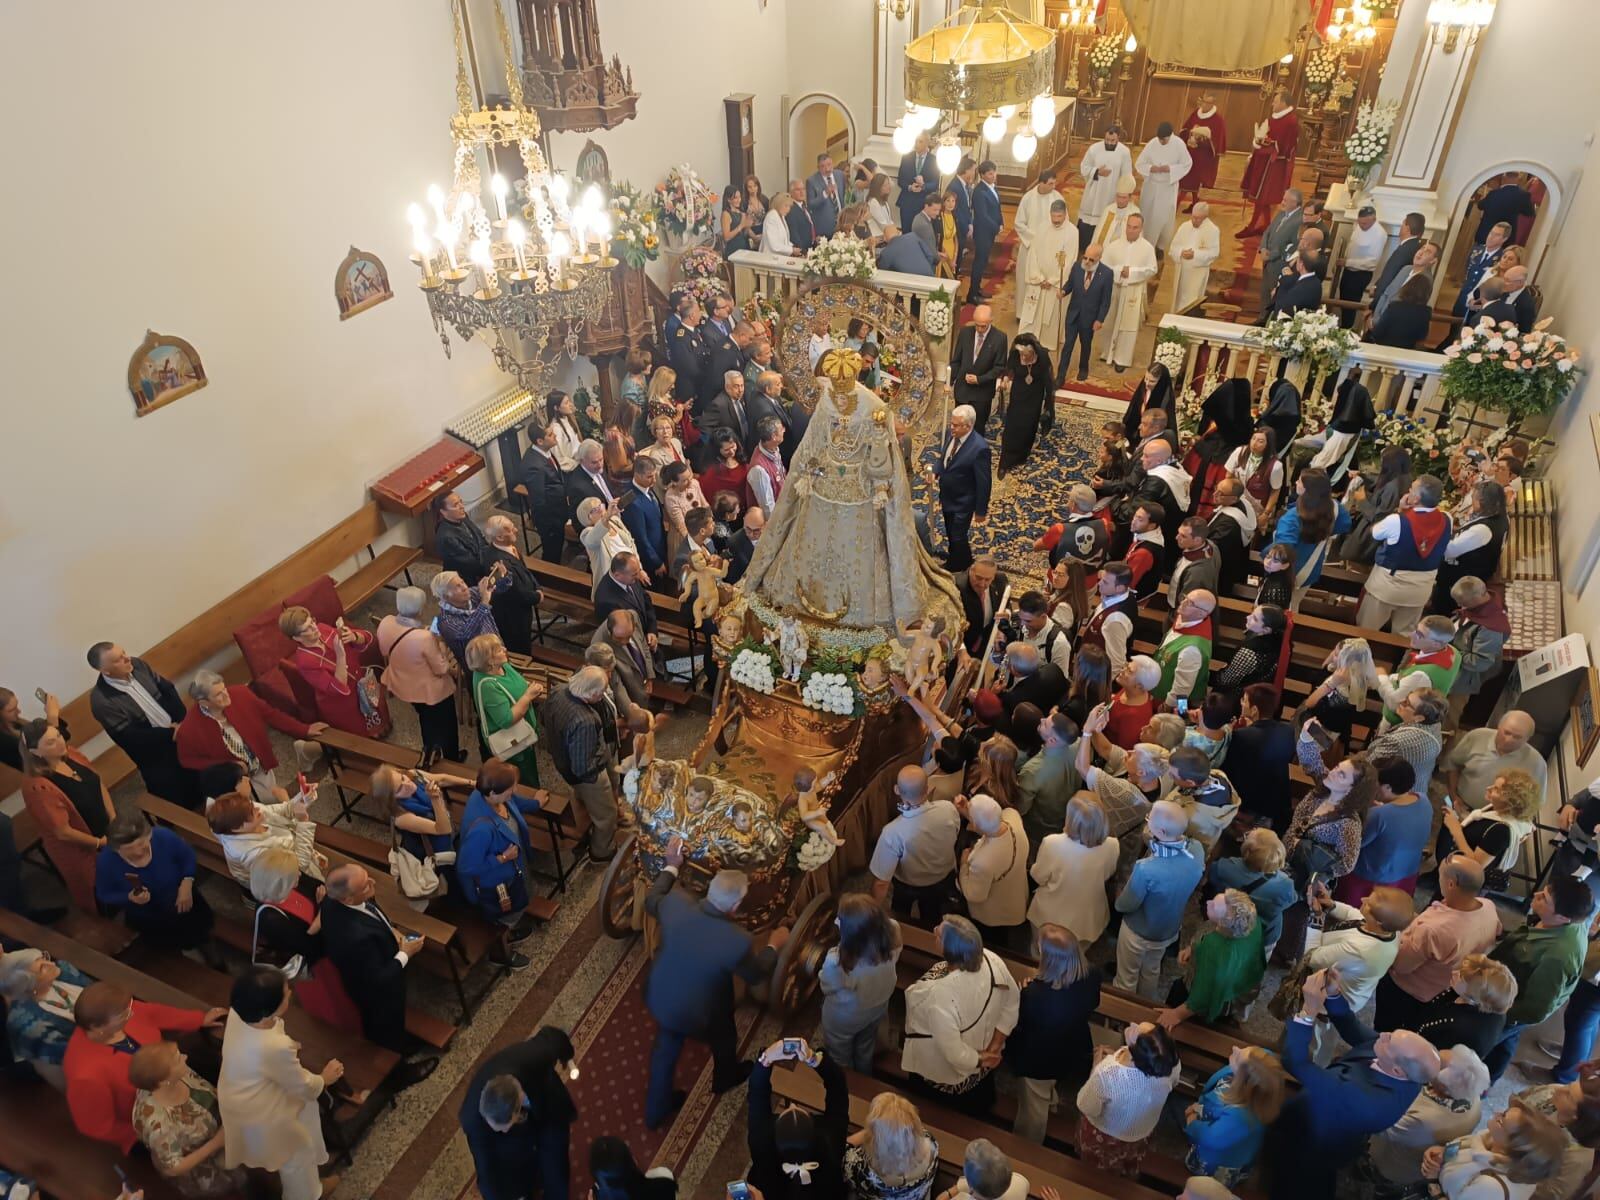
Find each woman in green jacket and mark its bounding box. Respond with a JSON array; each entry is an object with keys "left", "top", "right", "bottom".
[
  {"left": 467, "top": 633, "right": 546, "bottom": 786},
  {"left": 1158, "top": 889, "right": 1266, "bottom": 1032}
]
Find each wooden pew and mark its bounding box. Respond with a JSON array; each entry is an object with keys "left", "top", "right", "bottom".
[
  {"left": 0, "top": 1076, "right": 182, "bottom": 1200},
  {"left": 770, "top": 1061, "right": 1172, "bottom": 1200},
  {"left": 136, "top": 793, "right": 482, "bottom": 1027}
]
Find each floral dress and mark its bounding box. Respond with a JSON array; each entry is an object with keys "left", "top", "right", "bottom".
[
  {"left": 133, "top": 1073, "right": 248, "bottom": 1197},
  {"left": 843, "top": 1135, "right": 940, "bottom": 1200}
]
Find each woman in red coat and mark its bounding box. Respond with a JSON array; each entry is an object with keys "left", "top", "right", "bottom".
[
  {"left": 697, "top": 428, "right": 753, "bottom": 511},
  {"left": 278, "top": 606, "right": 381, "bottom": 736},
  {"left": 176, "top": 671, "right": 325, "bottom": 797},
  {"left": 19, "top": 720, "right": 115, "bottom": 910}
]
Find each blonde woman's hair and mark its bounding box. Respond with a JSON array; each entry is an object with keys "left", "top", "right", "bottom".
[
  {"left": 647, "top": 367, "right": 677, "bottom": 403},
  {"left": 1215, "top": 889, "right": 1258, "bottom": 939},
  {"left": 1241, "top": 827, "right": 1287, "bottom": 875},
  {"left": 862, "top": 1092, "right": 932, "bottom": 1183},
  {"left": 276, "top": 605, "right": 315, "bottom": 639},
  {"left": 1330, "top": 638, "right": 1379, "bottom": 708},
  {"left": 1065, "top": 793, "right": 1109, "bottom": 847},
  {"left": 1500, "top": 1101, "right": 1571, "bottom": 1185},
  {"left": 1456, "top": 953, "right": 1518, "bottom": 1015},
  {"left": 971, "top": 735, "right": 1019, "bottom": 807},
  {"left": 249, "top": 846, "right": 302, "bottom": 906},
  {"left": 1493, "top": 767, "right": 1542, "bottom": 822},
  {"left": 127, "top": 1041, "right": 182, "bottom": 1091},
  {"left": 1036, "top": 924, "right": 1090, "bottom": 988},
  {"left": 1224, "top": 1046, "right": 1287, "bottom": 1124},
  {"left": 465, "top": 633, "right": 506, "bottom": 674},
  {"left": 370, "top": 764, "right": 410, "bottom": 816}
]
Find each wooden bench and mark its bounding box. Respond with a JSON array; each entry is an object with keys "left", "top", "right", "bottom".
[
  {"left": 136, "top": 793, "right": 486, "bottom": 1026},
  {"left": 512, "top": 644, "right": 699, "bottom": 712},
  {"left": 40, "top": 502, "right": 419, "bottom": 792},
  {"left": 0, "top": 1076, "right": 183, "bottom": 1200},
  {"left": 770, "top": 1061, "right": 1173, "bottom": 1200}
]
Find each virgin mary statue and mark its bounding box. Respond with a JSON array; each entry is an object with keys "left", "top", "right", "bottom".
[{"left": 740, "top": 347, "right": 963, "bottom": 636}]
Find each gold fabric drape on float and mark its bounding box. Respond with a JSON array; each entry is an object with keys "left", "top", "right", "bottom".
[{"left": 1121, "top": 0, "right": 1309, "bottom": 71}]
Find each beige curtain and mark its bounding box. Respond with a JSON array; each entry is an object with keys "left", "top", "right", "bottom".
[{"left": 1121, "top": 0, "right": 1309, "bottom": 71}]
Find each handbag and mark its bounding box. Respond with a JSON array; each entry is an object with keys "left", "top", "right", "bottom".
[
  {"left": 477, "top": 674, "right": 539, "bottom": 760},
  {"left": 252, "top": 903, "right": 308, "bottom": 982},
  {"left": 389, "top": 839, "right": 444, "bottom": 901},
  {"left": 356, "top": 666, "right": 384, "bottom": 732}
]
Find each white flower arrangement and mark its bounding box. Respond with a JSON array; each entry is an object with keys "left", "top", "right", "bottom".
[
  {"left": 1343, "top": 100, "right": 1399, "bottom": 185},
  {"left": 656, "top": 164, "right": 718, "bottom": 240},
  {"left": 1088, "top": 35, "right": 1120, "bottom": 77},
  {"left": 801, "top": 671, "right": 859, "bottom": 716},
  {"left": 922, "top": 287, "right": 954, "bottom": 337},
  {"left": 1153, "top": 339, "right": 1187, "bottom": 377},
  {"left": 1443, "top": 317, "right": 1582, "bottom": 421},
  {"left": 1303, "top": 48, "right": 1339, "bottom": 90},
  {"left": 729, "top": 647, "right": 777, "bottom": 694},
  {"left": 804, "top": 234, "right": 877, "bottom": 280},
  {"left": 795, "top": 831, "right": 838, "bottom": 872},
  {"left": 622, "top": 767, "right": 640, "bottom": 805},
  {"left": 1256, "top": 308, "right": 1357, "bottom": 379}
]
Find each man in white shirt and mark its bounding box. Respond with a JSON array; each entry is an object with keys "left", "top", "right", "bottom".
[
  {"left": 1337, "top": 204, "right": 1388, "bottom": 328},
  {"left": 1135, "top": 122, "right": 1193, "bottom": 255},
  {"left": 1012, "top": 168, "right": 1061, "bottom": 303},
  {"left": 744, "top": 417, "right": 786, "bottom": 518},
  {"left": 1100, "top": 215, "right": 1159, "bottom": 371},
  {"left": 1358, "top": 475, "right": 1451, "bottom": 636},
  {"left": 869, "top": 765, "right": 961, "bottom": 920},
  {"left": 1077, "top": 562, "right": 1136, "bottom": 677},
  {"left": 1007, "top": 589, "right": 1073, "bottom": 675},
  {"left": 1077, "top": 126, "right": 1133, "bottom": 249},
  {"left": 1165, "top": 203, "right": 1220, "bottom": 313}
]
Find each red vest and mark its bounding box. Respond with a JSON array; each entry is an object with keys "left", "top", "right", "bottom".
[{"left": 1078, "top": 594, "right": 1133, "bottom": 648}]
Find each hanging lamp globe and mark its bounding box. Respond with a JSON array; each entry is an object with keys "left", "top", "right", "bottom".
[{"left": 903, "top": 0, "right": 1056, "bottom": 118}]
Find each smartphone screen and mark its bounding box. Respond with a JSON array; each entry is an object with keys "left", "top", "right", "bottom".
[
  {"left": 1175, "top": 697, "right": 1188, "bottom": 716},
  {"left": 782, "top": 1037, "right": 803, "bottom": 1059},
  {"left": 727, "top": 1184, "right": 751, "bottom": 1200}
]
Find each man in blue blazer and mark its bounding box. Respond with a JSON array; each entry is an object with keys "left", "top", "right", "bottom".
[
  {"left": 922, "top": 405, "right": 991, "bottom": 572},
  {"left": 805, "top": 153, "right": 848, "bottom": 239},
  {"left": 1265, "top": 969, "right": 1439, "bottom": 1200},
  {"left": 950, "top": 156, "right": 976, "bottom": 264},
  {"left": 967, "top": 160, "right": 1003, "bottom": 305},
  {"left": 1269, "top": 252, "right": 1325, "bottom": 317},
  {"left": 875, "top": 224, "right": 937, "bottom": 275},
  {"left": 1056, "top": 243, "right": 1113, "bottom": 385},
  {"left": 895, "top": 132, "right": 942, "bottom": 232},
  {"left": 619, "top": 457, "right": 670, "bottom": 587},
  {"left": 643, "top": 836, "right": 786, "bottom": 1128},
  {"left": 516, "top": 419, "right": 571, "bottom": 563}
]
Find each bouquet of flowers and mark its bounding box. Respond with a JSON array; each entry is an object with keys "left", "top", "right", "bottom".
[
  {"left": 1175, "top": 384, "right": 1205, "bottom": 441},
  {"left": 1153, "top": 326, "right": 1189, "bottom": 380},
  {"left": 1303, "top": 48, "right": 1339, "bottom": 96},
  {"left": 1344, "top": 99, "right": 1400, "bottom": 187},
  {"left": 607, "top": 181, "right": 662, "bottom": 268},
  {"left": 742, "top": 292, "right": 783, "bottom": 345},
  {"left": 669, "top": 244, "right": 732, "bottom": 308},
  {"left": 1256, "top": 308, "right": 1357, "bottom": 379},
  {"left": 922, "top": 286, "right": 954, "bottom": 338},
  {"left": 1088, "top": 36, "right": 1120, "bottom": 84},
  {"left": 1442, "top": 317, "right": 1581, "bottom": 423},
  {"left": 793, "top": 830, "right": 839, "bottom": 873},
  {"left": 655, "top": 164, "right": 718, "bottom": 240},
  {"left": 800, "top": 652, "right": 864, "bottom": 716},
  {"left": 1367, "top": 412, "right": 1465, "bottom": 478},
  {"left": 729, "top": 643, "right": 779, "bottom": 694},
  {"left": 804, "top": 234, "right": 877, "bottom": 280}
]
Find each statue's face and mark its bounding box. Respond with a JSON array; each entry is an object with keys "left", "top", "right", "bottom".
[
  {"left": 687, "top": 787, "right": 709, "bottom": 812},
  {"left": 733, "top": 809, "right": 752, "bottom": 833}
]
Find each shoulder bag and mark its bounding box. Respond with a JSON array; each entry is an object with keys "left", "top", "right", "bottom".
[
  {"left": 477, "top": 673, "right": 539, "bottom": 760},
  {"left": 906, "top": 957, "right": 1002, "bottom": 1096}
]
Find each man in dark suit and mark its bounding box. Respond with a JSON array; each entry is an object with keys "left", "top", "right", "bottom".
[
  {"left": 699, "top": 369, "right": 754, "bottom": 455},
  {"left": 593, "top": 552, "right": 659, "bottom": 657},
  {"left": 1473, "top": 175, "right": 1535, "bottom": 245},
  {"left": 875, "top": 223, "right": 937, "bottom": 275},
  {"left": 785, "top": 180, "right": 817, "bottom": 253},
  {"left": 956, "top": 555, "right": 1008, "bottom": 655},
  {"left": 618, "top": 457, "right": 670, "bottom": 587},
  {"left": 896, "top": 132, "right": 942, "bottom": 232},
  {"left": 1372, "top": 241, "right": 1438, "bottom": 324},
  {"left": 805, "top": 153, "right": 848, "bottom": 239},
  {"left": 517, "top": 420, "right": 571, "bottom": 563},
  {"left": 1371, "top": 211, "right": 1426, "bottom": 303},
  {"left": 1056, "top": 243, "right": 1113, "bottom": 385},
  {"left": 1264, "top": 970, "right": 1438, "bottom": 1200},
  {"left": 724, "top": 507, "right": 764, "bottom": 586},
  {"left": 1501, "top": 265, "right": 1536, "bottom": 329},
  {"left": 432, "top": 490, "right": 493, "bottom": 585},
  {"left": 1257, "top": 189, "right": 1304, "bottom": 314},
  {"left": 643, "top": 835, "right": 786, "bottom": 1128},
  {"left": 967, "top": 160, "right": 1003, "bottom": 305},
  {"left": 459, "top": 1029, "right": 576, "bottom": 1200},
  {"left": 950, "top": 157, "right": 976, "bottom": 265},
  {"left": 88, "top": 643, "right": 194, "bottom": 807},
  {"left": 562, "top": 439, "right": 615, "bottom": 528},
  {"left": 910, "top": 191, "right": 944, "bottom": 264},
  {"left": 1270, "top": 250, "right": 1324, "bottom": 316},
  {"left": 744, "top": 370, "right": 791, "bottom": 460},
  {"left": 698, "top": 321, "right": 752, "bottom": 417},
  {"left": 923, "top": 404, "right": 991, "bottom": 573},
  {"left": 591, "top": 609, "right": 652, "bottom": 710},
  {"left": 485, "top": 515, "right": 542, "bottom": 656},
  {"left": 666, "top": 296, "right": 708, "bottom": 407},
  {"left": 997, "top": 642, "right": 1068, "bottom": 718},
  {"left": 320, "top": 864, "right": 440, "bottom": 1087},
  {"left": 780, "top": 393, "right": 811, "bottom": 467},
  {"left": 947, "top": 305, "right": 1007, "bottom": 432}
]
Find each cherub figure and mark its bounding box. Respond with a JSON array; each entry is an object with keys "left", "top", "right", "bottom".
[
  {"left": 790, "top": 767, "right": 843, "bottom": 847},
  {"left": 860, "top": 655, "right": 890, "bottom": 692},
  {"left": 685, "top": 775, "right": 716, "bottom": 818},
  {"left": 897, "top": 616, "right": 947, "bottom": 700},
  {"left": 685, "top": 549, "right": 728, "bottom": 624},
  {"left": 766, "top": 613, "right": 810, "bottom": 680}
]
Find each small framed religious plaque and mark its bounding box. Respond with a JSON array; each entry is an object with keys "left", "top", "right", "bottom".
[
  {"left": 1573, "top": 666, "right": 1600, "bottom": 768},
  {"left": 334, "top": 246, "right": 393, "bottom": 320},
  {"left": 127, "top": 330, "right": 207, "bottom": 417}
]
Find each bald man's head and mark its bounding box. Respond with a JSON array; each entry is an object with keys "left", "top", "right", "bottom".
[
  {"left": 1379, "top": 1028, "right": 1441, "bottom": 1083},
  {"left": 1496, "top": 710, "right": 1535, "bottom": 755},
  {"left": 1440, "top": 854, "right": 1486, "bottom": 900},
  {"left": 1179, "top": 590, "right": 1217, "bottom": 623},
  {"left": 895, "top": 764, "right": 928, "bottom": 807}
]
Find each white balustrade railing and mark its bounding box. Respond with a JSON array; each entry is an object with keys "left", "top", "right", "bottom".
[
  {"left": 1155, "top": 313, "right": 1493, "bottom": 432},
  {"left": 727, "top": 249, "right": 953, "bottom": 351}
]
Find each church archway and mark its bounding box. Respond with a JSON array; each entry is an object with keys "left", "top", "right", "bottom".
[
  {"left": 1435, "top": 162, "right": 1565, "bottom": 302},
  {"left": 787, "top": 93, "right": 857, "bottom": 186}
]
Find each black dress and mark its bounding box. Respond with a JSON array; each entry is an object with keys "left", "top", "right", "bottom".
[
  {"left": 1213, "top": 633, "right": 1284, "bottom": 696},
  {"left": 748, "top": 1056, "right": 847, "bottom": 1200},
  {"left": 1122, "top": 374, "right": 1175, "bottom": 445},
  {"left": 999, "top": 349, "right": 1055, "bottom": 473},
  {"left": 1004, "top": 968, "right": 1102, "bottom": 1087},
  {"left": 1412, "top": 995, "right": 1506, "bottom": 1060},
  {"left": 53, "top": 760, "right": 109, "bottom": 838}
]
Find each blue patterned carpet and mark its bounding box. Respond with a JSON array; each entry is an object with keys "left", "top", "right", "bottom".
[{"left": 915, "top": 402, "right": 1103, "bottom": 584}]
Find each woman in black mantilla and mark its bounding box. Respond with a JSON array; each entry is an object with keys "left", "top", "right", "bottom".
[
  {"left": 997, "top": 333, "right": 1055, "bottom": 478},
  {"left": 1183, "top": 377, "right": 1255, "bottom": 517},
  {"left": 1121, "top": 361, "right": 1174, "bottom": 447}
]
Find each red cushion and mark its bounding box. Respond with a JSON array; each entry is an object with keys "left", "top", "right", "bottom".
[
  {"left": 234, "top": 605, "right": 294, "bottom": 680},
  {"left": 285, "top": 575, "right": 343, "bottom": 629},
  {"left": 249, "top": 667, "right": 310, "bottom": 723}
]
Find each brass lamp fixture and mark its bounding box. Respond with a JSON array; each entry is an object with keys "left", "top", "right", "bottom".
[
  {"left": 896, "top": 0, "right": 1058, "bottom": 165},
  {"left": 405, "top": 0, "right": 611, "bottom": 391},
  {"left": 1426, "top": 0, "right": 1496, "bottom": 52},
  {"left": 877, "top": 0, "right": 914, "bottom": 19}
]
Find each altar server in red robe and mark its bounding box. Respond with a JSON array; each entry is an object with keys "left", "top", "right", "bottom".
[
  {"left": 1238, "top": 91, "right": 1299, "bottom": 238},
  {"left": 1178, "top": 93, "right": 1228, "bottom": 210}
]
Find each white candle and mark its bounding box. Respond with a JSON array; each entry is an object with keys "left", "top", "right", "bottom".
[
  {"left": 469, "top": 238, "right": 497, "bottom": 293},
  {"left": 507, "top": 219, "right": 528, "bottom": 275},
  {"left": 413, "top": 230, "right": 436, "bottom": 280},
  {"left": 491, "top": 174, "right": 509, "bottom": 222},
  {"left": 436, "top": 224, "right": 459, "bottom": 271}
]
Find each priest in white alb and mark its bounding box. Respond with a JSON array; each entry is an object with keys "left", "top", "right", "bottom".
[
  {"left": 1101, "top": 213, "right": 1158, "bottom": 372},
  {"left": 1135, "top": 122, "right": 1193, "bottom": 255},
  {"left": 1017, "top": 198, "right": 1078, "bottom": 356},
  {"left": 1077, "top": 126, "right": 1133, "bottom": 248},
  {"left": 1092, "top": 178, "right": 1140, "bottom": 247},
  {"left": 1013, "top": 168, "right": 1062, "bottom": 306},
  {"left": 1165, "top": 202, "right": 1220, "bottom": 313}
]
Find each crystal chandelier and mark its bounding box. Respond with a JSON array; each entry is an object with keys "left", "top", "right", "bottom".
[
  {"left": 406, "top": 0, "right": 611, "bottom": 392},
  {"left": 895, "top": 0, "right": 1057, "bottom": 163}
]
